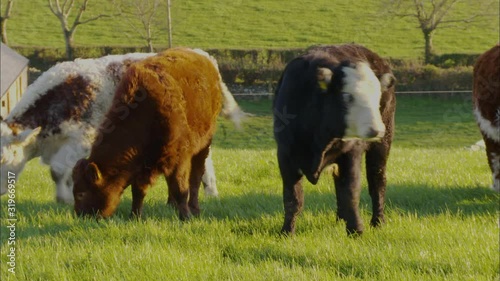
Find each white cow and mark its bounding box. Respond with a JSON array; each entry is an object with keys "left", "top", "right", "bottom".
[{"left": 0, "top": 50, "right": 245, "bottom": 203}]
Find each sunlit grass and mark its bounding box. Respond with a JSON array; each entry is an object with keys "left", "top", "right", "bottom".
[{"left": 0, "top": 97, "right": 498, "bottom": 280}]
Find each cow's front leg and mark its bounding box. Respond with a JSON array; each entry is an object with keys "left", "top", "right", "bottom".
[
  {"left": 131, "top": 182, "right": 148, "bottom": 218},
  {"left": 278, "top": 150, "right": 304, "bottom": 235},
  {"left": 333, "top": 151, "right": 363, "bottom": 235},
  {"left": 365, "top": 142, "right": 391, "bottom": 227}
]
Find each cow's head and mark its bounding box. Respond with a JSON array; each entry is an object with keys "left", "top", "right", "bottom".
[
  {"left": 0, "top": 121, "right": 41, "bottom": 195},
  {"left": 72, "top": 159, "right": 122, "bottom": 218},
  {"left": 317, "top": 62, "right": 395, "bottom": 140}
]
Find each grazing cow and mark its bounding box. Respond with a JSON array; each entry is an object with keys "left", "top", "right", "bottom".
[
  {"left": 0, "top": 50, "right": 243, "bottom": 203},
  {"left": 273, "top": 44, "right": 396, "bottom": 235},
  {"left": 473, "top": 44, "right": 500, "bottom": 192},
  {"left": 72, "top": 48, "right": 223, "bottom": 220}
]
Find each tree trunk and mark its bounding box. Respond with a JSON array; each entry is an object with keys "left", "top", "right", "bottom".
[
  {"left": 64, "top": 30, "right": 75, "bottom": 60},
  {"left": 423, "top": 29, "right": 435, "bottom": 64},
  {"left": 1, "top": 18, "right": 7, "bottom": 44},
  {"left": 147, "top": 39, "right": 154, "bottom": 53},
  {"left": 167, "top": 0, "right": 172, "bottom": 48}
]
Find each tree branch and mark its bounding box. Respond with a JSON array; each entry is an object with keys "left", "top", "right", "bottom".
[
  {"left": 76, "top": 14, "right": 112, "bottom": 25},
  {"left": 2, "top": 0, "right": 14, "bottom": 20},
  {"left": 62, "top": 0, "right": 75, "bottom": 16}
]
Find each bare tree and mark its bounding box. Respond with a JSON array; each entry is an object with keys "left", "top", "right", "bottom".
[
  {"left": 384, "top": 0, "right": 497, "bottom": 64},
  {"left": 48, "top": 0, "right": 110, "bottom": 60},
  {"left": 167, "top": 0, "right": 172, "bottom": 48},
  {"left": 1, "top": 0, "right": 14, "bottom": 44},
  {"left": 114, "top": 0, "right": 167, "bottom": 52}
]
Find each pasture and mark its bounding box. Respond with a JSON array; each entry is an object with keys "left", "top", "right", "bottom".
[
  {"left": 6, "top": 0, "right": 499, "bottom": 59},
  {"left": 0, "top": 96, "right": 498, "bottom": 281}
]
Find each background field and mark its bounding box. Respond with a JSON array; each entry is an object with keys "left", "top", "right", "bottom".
[
  {"left": 1, "top": 96, "right": 499, "bottom": 281},
  {"left": 5, "top": 0, "right": 500, "bottom": 59}
]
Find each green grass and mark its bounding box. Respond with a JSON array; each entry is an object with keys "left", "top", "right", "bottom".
[
  {"left": 5, "top": 0, "right": 499, "bottom": 59},
  {"left": 1, "top": 96, "right": 499, "bottom": 280}
]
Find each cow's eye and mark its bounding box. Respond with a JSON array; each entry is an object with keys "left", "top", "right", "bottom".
[
  {"left": 75, "top": 192, "right": 86, "bottom": 201},
  {"left": 343, "top": 92, "right": 354, "bottom": 104}
]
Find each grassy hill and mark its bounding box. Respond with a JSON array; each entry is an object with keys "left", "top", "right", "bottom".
[{"left": 5, "top": 0, "right": 499, "bottom": 59}]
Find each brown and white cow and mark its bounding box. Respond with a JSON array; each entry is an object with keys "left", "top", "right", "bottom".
[
  {"left": 72, "top": 48, "right": 222, "bottom": 220},
  {"left": 473, "top": 44, "right": 500, "bottom": 192},
  {"left": 0, "top": 50, "right": 244, "bottom": 203}
]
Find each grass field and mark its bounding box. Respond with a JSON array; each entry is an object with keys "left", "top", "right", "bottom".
[
  {"left": 5, "top": 0, "right": 499, "bottom": 59},
  {"left": 0, "top": 96, "right": 499, "bottom": 281}
]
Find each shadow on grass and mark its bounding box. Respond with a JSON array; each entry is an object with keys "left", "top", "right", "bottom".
[
  {"left": 0, "top": 200, "right": 73, "bottom": 240},
  {"left": 140, "top": 183, "right": 497, "bottom": 221},
  {"left": 6, "top": 183, "right": 497, "bottom": 239}
]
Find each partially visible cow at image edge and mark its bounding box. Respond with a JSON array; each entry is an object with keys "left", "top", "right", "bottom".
[
  {"left": 72, "top": 48, "right": 223, "bottom": 220},
  {"left": 473, "top": 43, "right": 500, "bottom": 192},
  {"left": 273, "top": 44, "right": 396, "bottom": 235},
  {"left": 0, "top": 49, "right": 245, "bottom": 203}
]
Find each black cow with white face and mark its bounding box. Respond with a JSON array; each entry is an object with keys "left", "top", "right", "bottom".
[{"left": 273, "top": 44, "right": 396, "bottom": 235}]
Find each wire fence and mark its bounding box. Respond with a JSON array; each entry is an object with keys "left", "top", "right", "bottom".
[{"left": 231, "top": 90, "right": 473, "bottom": 98}]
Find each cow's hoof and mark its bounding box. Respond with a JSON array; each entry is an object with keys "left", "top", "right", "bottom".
[
  {"left": 346, "top": 228, "right": 363, "bottom": 237},
  {"left": 189, "top": 207, "right": 201, "bottom": 216},
  {"left": 129, "top": 212, "right": 143, "bottom": 220},
  {"left": 167, "top": 197, "right": 177, "bottom": 208},
  {"left": 178, "top": 212, "right": 191, "bottom": 221},
  {"left": 370, "top": 216, "right": 385, "bottom": 227},
  {"left": 280, "top": 226, "right": 295, "bottom": 237},
  {"left": 346, "top": 222, "right": 364, "bottom": 237}
]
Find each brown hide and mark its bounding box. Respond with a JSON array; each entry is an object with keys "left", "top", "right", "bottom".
[
  {"left": 72, "top": 48, "right": 223, "bottom": 219},
  {"left": 472, "top": 44, "right": 500, "bottom": 191}
]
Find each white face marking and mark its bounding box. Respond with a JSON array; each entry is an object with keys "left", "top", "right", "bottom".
[
  {"left": 341, "top": 62, "right": 385, "bottom": 140},
  {"left": 474, "top": 107, "right": 500, "bottom": 143}
]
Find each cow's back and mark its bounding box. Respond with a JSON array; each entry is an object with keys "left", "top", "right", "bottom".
[
  {"left": 96, "top": 49, "right": 223, "bottom": 174},
  {"left": 473, "top": 44, "right": 500, "bottom": 127}
]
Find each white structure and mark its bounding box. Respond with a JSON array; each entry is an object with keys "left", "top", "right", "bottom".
[{"left": 1, "top": 43, "right": 29, "bottom": 118}]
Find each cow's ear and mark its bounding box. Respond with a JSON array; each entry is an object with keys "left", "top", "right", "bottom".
[
  {"left": 380, "top": 73, "right": 396, "bottom": 92},
  {"left": 16, "top": 127, "right": 41, "bottom": 146},
  {"left": 86, "top": 162, "right": 103, "bottom": 185},
  {"left": 317, "top": 67, "right": 333, "bottom": 92}
]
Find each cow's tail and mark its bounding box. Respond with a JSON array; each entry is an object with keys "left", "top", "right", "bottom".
[{"left": 219, "top": 79, "right": 252, "bottom": 130}]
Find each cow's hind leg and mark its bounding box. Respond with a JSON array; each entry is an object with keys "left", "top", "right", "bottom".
[
  {"left": 201, "top": 147, "right": 218, "bottom": 197},
  {"left": 189, "top": 145, "right": 211, "bottom": 216},
  {"left": 165, "top": 163, "right": 191, "bottom": 221},
  {"left": 278, "top": 149, "right": 304, "bottom": 235},
  {"left": 333, "top": 150, "right": 364, "bottom": 235},
  {"left": 483, "top": 136, "right": 500, "bottom": 192},
  {"left": 365, "top": 142, "right": 391, "bottom": 227}
]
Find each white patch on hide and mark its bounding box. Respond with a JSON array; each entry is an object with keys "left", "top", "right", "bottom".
[{"left": 474, "top": 107, "right": 500, "bottom": 143}]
